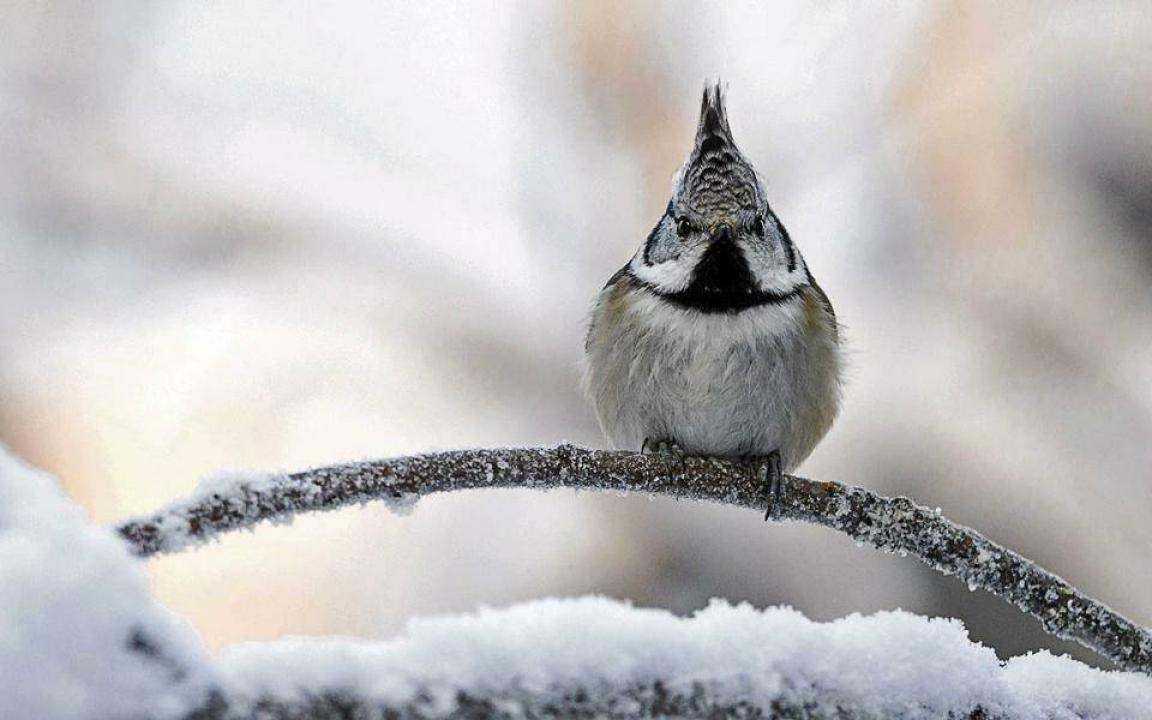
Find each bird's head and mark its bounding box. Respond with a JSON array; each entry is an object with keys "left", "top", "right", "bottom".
[{"left": 629, "top": 83, "right": 806, "bottom": 313}]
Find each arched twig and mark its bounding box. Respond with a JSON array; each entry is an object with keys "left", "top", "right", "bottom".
[{"left": 115, "top": 443, "right": 1152, "bottom": 674}]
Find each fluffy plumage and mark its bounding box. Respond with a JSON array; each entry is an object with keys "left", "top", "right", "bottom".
[{"left": 583, "top": 83, "right": 842, "bottom": 471}]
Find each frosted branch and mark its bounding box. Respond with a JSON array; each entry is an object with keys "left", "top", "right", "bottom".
[{"left": 115, "top": 444, "right": 1152, "bottom": 675}]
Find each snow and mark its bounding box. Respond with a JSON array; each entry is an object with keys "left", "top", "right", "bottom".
[
  {"left": 216, "top": 597, "right": 1152, "bottom": 719},
  {"left": 0, "top": 445, "right": 212, "bottom": 720},
  {"left": 4, "top": 444, "right": 1152, "bottom": 719}
]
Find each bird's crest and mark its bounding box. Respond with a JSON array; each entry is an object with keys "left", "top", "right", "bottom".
[
  {"left": 681, "top": 81, "right": 760, "bottom": 219},
  {"left": 694, "top": 83, "right": 735, "bottom": 154}
]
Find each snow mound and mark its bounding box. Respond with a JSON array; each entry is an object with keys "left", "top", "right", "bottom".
[
  {"left": 3, "top": 444, "right": 1151, "bottom": 719},
  {"left": 216, "top": 596, "right": 1152, "bottom": 720},
  {"left": 0, "top": 446, "right": 212, "bottom": 720}
]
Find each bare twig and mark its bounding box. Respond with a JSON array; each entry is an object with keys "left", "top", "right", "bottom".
[{"left": 116, "top": 444, "right": 1152, "bottom": 674}]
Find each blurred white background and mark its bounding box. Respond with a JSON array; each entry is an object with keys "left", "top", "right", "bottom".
[{"left": 3, "top": 1, "right": 1151, "bottom": 665}]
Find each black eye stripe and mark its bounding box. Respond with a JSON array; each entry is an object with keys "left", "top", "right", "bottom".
[
  {"left": 642, "top": 203, "right": 674, "bottom": 265},
  {"left": 773, "top": 213, "right": 797, "bottom": 272}
]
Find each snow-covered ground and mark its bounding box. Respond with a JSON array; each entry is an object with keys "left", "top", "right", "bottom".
[
  {"left": 217, "top": 597, "right": 1152, "bottom": 719},
  {"left": 4, "top": 444, "right": 1152, "bottom": 719},
  {"left": 0, "top": 447, "right": 212, "bottom": 719}
]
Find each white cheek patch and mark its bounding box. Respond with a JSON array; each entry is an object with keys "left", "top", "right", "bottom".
[
  {"left": 628, "top": 245, "right": 703, "bottom": 293},
  {"left": 629, "top": 231, "right": 808, "bottom": 298},
  {"left": 744, "top": 241, "right": 807, "bottom": 295}
]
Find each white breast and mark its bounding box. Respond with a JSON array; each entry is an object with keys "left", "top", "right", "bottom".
[{"left": 584, "top": 283, "right": 841, "bottom": 470}]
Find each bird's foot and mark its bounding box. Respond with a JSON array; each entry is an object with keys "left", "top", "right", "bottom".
[
  {"left": 641, "top": 438, "right": 689, "bottom": 478},
  {"left": 757, "top": 450, "right": 783, "bottom": 522},
  {"left": 641, "top": 438, "right": 686, "bottom": 457}
]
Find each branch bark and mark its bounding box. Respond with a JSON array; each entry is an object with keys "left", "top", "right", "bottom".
[
  {"left": 116, "top": 444, "right": 1152, "bottom": 675},
  {"left": 186, "top": 684, "right": 994, "bottom": 720}
]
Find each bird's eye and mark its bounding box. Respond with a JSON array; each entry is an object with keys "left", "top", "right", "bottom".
[
  {"left": 675, "top": 217, "right": 693, "bottom": 237},
  {"left": 750, "top": 215, "right": 766, "bottom": 237}
]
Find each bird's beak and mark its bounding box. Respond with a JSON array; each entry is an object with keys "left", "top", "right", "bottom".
[{"left": 709, "top": 224, "right": 734, "bottom": 245}]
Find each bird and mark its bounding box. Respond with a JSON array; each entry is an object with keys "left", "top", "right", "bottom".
[{"left": 583, "top": 82, "right": 843, "bottom": 518}]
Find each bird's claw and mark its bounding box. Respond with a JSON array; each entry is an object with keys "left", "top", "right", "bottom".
[
  {"left": 762, "top": 450, "right": 783, "bottom": 521},
  {"left": 642, "top": 438, "right": 686, "bottom": 457},
  {"left": 642, "top": 438, "right": 689, "bottom": 478}
]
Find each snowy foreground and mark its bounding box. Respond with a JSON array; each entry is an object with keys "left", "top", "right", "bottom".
[{"left": 3, "top": 447, "right": 1152, "bottom": 720}]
